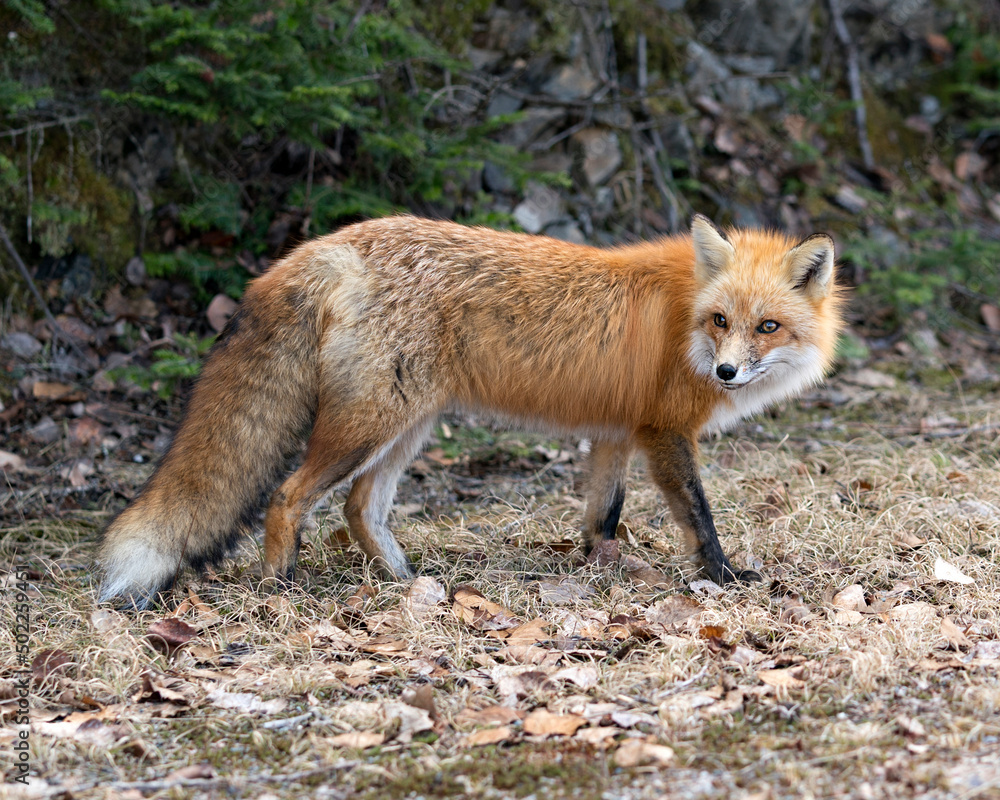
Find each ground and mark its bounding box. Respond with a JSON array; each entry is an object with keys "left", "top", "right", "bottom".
[{"left": 1, "top": 366, "right": 999, "bottom": 800}]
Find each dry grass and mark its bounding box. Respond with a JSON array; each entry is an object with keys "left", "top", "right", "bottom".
[{"left": 2, "top": 380, "right": 1000, "bottom": 800}]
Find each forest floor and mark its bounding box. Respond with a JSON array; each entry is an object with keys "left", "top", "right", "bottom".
[{"left": 2, "top": 349, "right": 1000, "bottom": 799}]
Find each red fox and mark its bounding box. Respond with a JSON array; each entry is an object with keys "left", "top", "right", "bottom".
[{"left": 97, "top": 215, "right": 844, "bottom": 608}]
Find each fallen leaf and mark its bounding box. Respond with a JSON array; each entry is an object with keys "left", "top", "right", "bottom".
[
  {"left": 757, "top": 667, "right": 806, "bottom": 690},
  {"left": 147, "top": 618, "right": 199, "bottom": 655},
  {"left": 645, "top": 595, "right": 702, "bottom": 628},
  {"left": 31, "top": 649, "right": 74, "bottom": 685},
  {"left": 834, "top": 609, "right": 865, "bottom": 625},
  {"left": 32, "top": 381, "right": 76, "bottom": 400},
  {"left": 523, "top": 708, "right": 586, "bottom": 737},
  {"left": 206, "top": 294, "right": 238, "bottom": 332},
  {"left": 981, "top": 304, "right": 1000, "bottom": 333},
  {"left": 90, "top": 609, "right": 123, "bottom": 634},
  {"left": 622, "top": 554, "right": 672, "bottom": 589},
  {"left": 463, "top": 726, "right": 513, "bottom": 747},
  {"left": 536, "top": 578, "right": 595, "bottom": 605},
  {"left": 585, "top": 538, "right": 619, "bottom": 567},
  {"left": 488, "top": 617, "right": 551, "bottom": 646},
  {"left": 832, "top": 584, "right": 867, "bottom": 612},
  {"left": 329, "top": 731, "right": 385, "bottom": 749},
  {"left": 933, "top": 556, "right": 974, "bottom": 585},
  {"left": 614, "top": 738, "right": 675, "bottom": 767},
  {"left": 610, "top": 709, "right": 659, "bottom": 729},
  {"left": 888, "top": 602, "right": 937, "bottom": 623},
  {"left": 207, "top": 689, "right": 287, "bottom": 715},
  {"left": 551, "top": 665, "right": 599, "bottom": 690},
  {"left": 404, "top": 576, "right": 446, "bottom": 620},
  {"left": 401, "top": 684, "right": 439, "bottom": 724},
  {"left": 896, "top": 715, "right": 927, "bottom": 738},
  {"left": 0, "top": 450, "right": 26, "bottom": 472},
  {"left": 575, "top": 726, "right": 620, "bottom": 746},
  {"left": 456, "top": 705, "right": 524, "bottom": 727},
  {"left": 452, "top": 586, "right": 520, "bottom": 631},
  {"left": 940, "top": 617, "right": 972, "bottom": 650}
]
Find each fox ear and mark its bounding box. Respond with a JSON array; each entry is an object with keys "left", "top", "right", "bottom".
[
  {"left": 691, "top": 214, "right": 736, "bottom": 284},
  {"left": 785, "top": 233, "right": 836, "bottom": 300}
]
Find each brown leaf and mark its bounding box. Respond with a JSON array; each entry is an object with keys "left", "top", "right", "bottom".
[
  {"left": 644, "top": 595, "right": 702, "bottom": 628},
  {"left": 165, "top": 765, "right": 215, "bottom": 782},
  {"left": 832, "top": 584, "right": 867, "bottom": 613},
  {"left": 404, "top": 576, "right": 447, "bottom": 620},
  {"left": 622, "top": 554, "right": 672, "bottom": 589},
  {"left": 32, "top": 381, "right": 78, "bottom": 401},
  {"left": 757, "top": 667, "right": 806, "bottom": 690},
  {"left": 401, "top": 684, "right": 439, "bottom": 724},
  {"left": 147, "top": 617, "right": 199, "bottom": 655},
  {"left": 32, "top": 649, "right": 74, "bottom": 685},
  {"left": 69, "top": 417, "right": 104, "bottom": 446},
  {"left": 0, "top": 450, "right": 27, "bottom": 472},
  {"left": 981, "top": 303, "right": 1000, "bottom": 333},
  {"left": 585, "top": 539, "right": 619, "bottom": 567},
  {"left": 206, "top": 294, "right": 238, "bottom": 333},
  {"left": 523, "top": 708, "right": 586, "bottom": 737},
  {"left": 135, "top": 672, "right": 196, "bottom": 705},
  {"left": 346, "top": 584, "right": 377, "bottom": 609},
  {"left": 463, "top": 726, "right": 513, "bottom": 747},
  {"left": 606, "top": 614, "right": 651, "bottom": 641},
  {"left": 452, "top": 585, "right": 520, "bottom": 631},
  {"left": 940, "top": 617, "right": 972, "bottom": 650},
  {"left": 487, "top": 617, "right": 551, "bottom": 646},
  {"left": 536, "top": 578, "right": 595, "bottom": 605},
  {"left": 614, "top": 738, "right": 675, "bottom": 767},
  {"left": 456, "top": 705, "right": 525, "bottom": 728}
]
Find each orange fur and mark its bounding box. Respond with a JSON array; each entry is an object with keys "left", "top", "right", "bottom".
[{"left": 97, "top": 215, "right": 844, "bottom": 608}]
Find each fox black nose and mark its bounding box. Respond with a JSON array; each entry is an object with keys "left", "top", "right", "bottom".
[{"left": 716, "top": 363, "right": 737, "bottom": 381}]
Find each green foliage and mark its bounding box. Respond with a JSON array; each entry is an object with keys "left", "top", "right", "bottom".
[
  {"left": 848, "top": 226, "right": 1000, "bottom": 324},
  {"left": 940, "top": 17, "right": 1000, "bottom": 132},
  {"left": 145, "top": 251, "right": 248, "bottom": 302},
  {"left": 1, "top": 0, "right": 537, "bottom": 298},
  {"left": 110, "top": 333, "right": 215, "bottom": 399}
]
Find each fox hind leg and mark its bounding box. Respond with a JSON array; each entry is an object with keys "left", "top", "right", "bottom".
[
  {"left": 344, "top": 417, "right": 436, "bottom": 579},
  {"left": 582, "top": 438, "right": 632, "bottom": 553}
]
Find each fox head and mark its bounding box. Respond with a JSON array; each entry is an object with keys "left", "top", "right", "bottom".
[{"left": 687, "top": 214, "right": 842, "bottom": 403}]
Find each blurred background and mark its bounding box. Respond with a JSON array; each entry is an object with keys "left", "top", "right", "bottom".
[{"left": 1, "top": 0, "right": 998, "bottom": 402}]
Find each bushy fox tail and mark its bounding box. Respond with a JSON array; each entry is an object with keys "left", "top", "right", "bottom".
[{"left": 97, "top": 279, "right": 321, "bottom": 609}]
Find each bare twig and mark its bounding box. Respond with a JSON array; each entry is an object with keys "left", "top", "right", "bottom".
[
  {"left": 0, "top": 114, "right": 88, "bottom": 139},
  {"left": 0, "top": 220, "right": 89, "bottom": 362},
  {"left": 25, "top": 128, "right": 33, "bottom": 244},
  {"left": 828, "top": 0, "right": 875, "bottom": 170}
]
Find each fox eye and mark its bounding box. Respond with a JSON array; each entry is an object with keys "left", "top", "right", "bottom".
[
  {"left": 713, "top": 313, "right": 727, "bottom": 328},
  {"left": 757, "top": 320, "right": 780, "bottom": 334}
]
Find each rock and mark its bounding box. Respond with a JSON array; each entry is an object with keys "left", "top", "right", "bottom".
[
  {"left": 571, "top": 128, "right": 622, "bottom": 187},
  {"left": 483, "top": 161, "right": 516, "bottom": 194},
  {"left": 1, "top": 332, "right": 43, "bottom": 359},
  {"left": 500, "top": 107, "right": 565, "bottom": 149},
  {"left": 486, "top": 90, "right": 522, "bottom": 118},
  {"left": 513, "top": 183, "right": 565, "bottom": 234},
  {"left": 685, "top": 41, "right": 732, "bottom": 96},
  {"left": 835, "top": 185, "right": 868, "bottom": 213},
  {"left": 485, "top": 9, "right": 537, "bottom": 57},
  {"left": 716, "top": 76, "right": 781, "bottom": 112},
  {"left": 29, "top": 416, "right": 61, "bottom": 445},
  {"left": 541, "top": 62, "right": 598, "bottom": 101},
  {"left": 467, "top": 47, "right": 503, "bottom": 72},
  {"left": 125, "top": 256, "right": 146, "bottom": 286},
  {"left": 60, "top": 253, "right": 94, "bottom": 299},
  {"left": 544, "top": 221, "right": 587, "bottom": 244},
  {"left": 688, "top": 0, "right": 816, "bottom": 67}
]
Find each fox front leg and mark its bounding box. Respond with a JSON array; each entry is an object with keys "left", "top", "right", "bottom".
[{"left": 638, "top": 429, "right": 761, "bottom": 585}]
